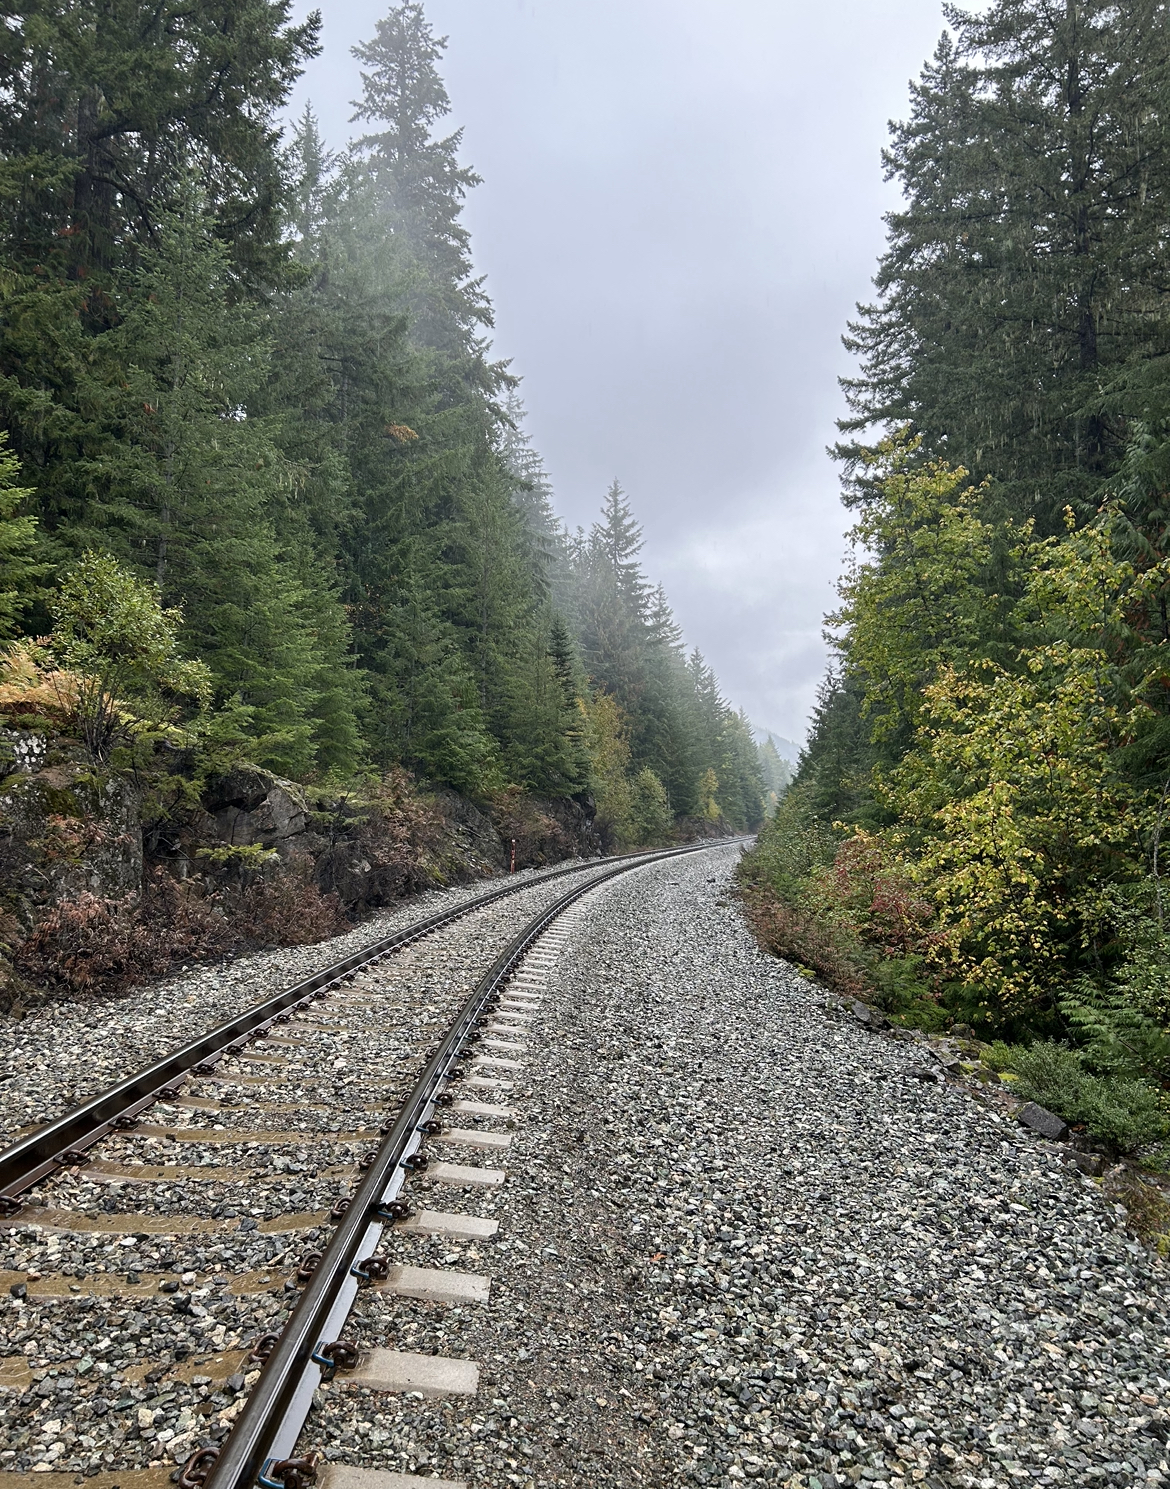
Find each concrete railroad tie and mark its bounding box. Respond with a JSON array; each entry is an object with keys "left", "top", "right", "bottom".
[{"left": 340, "top": 933, "right": 564, "bottom": 1487}]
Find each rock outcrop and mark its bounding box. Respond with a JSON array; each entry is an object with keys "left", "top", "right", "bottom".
[
  {"left": 0, "top": 728, "right": 603, "bottom": 1008},
  {"left": 0, "top": 730, "right": 143, "bottom": 927}
]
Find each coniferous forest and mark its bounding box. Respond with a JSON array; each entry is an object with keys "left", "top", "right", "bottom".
[
  {"left": 742, "top": 0, "right": 1170, "bottom": 1159},
  {"left": 0, "top": 0, "right": 766, "bottom": 960}
]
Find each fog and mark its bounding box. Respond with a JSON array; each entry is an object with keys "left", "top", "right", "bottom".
[{"left": 287, "top": 0, "right": 955, "bottom": 743}]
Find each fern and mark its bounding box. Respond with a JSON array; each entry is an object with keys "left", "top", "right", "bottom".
[{"left": 1061, "top": 977, "right": 1170, "bottom": 1083}]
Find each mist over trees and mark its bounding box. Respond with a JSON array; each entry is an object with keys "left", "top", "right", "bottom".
[
  {"left": 0, "top": 0, "right": 764, "bottom": 842},
  {"left": 743, "top": 0, "right": 1170, "bottom": 1154}
]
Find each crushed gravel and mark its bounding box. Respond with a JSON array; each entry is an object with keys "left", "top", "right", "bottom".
[
  {"left": 0, "top": 860, "right": 598, "bottom": 1146},
  {"left": 301, "top": 844, "right": 1170, "bottom": 1489},
  {"left": 0, "top": 861, "right": 627, "bottom": 1478}
]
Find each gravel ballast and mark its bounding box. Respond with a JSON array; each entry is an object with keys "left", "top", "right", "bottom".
[
  {"left": 0, "top": 860, "right": 638, "bottom": 1479},
  {"left": 300, "top": 845, "right": 1169, "bottom": 1489},
  {"left": 0, "top": 860, "right": 601, "bottom": 1146}
]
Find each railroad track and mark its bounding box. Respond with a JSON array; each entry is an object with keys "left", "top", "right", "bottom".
[{"left": 0, "top": 840, "right": 731, "bottom": 1489}]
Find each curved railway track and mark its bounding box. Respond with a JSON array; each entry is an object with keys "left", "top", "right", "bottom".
[
  {"left": 0, "top": 847, "right": 707, "bottom": 1210},
  {"left": 0, "top": 840, "right": 733, "bottom": 1489}
]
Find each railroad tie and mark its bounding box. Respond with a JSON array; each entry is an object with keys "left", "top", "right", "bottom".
[
  {"left": 345, "top": 1352, "right": 479, "bottom": 1396},
  {"left": 376, "top": 1262, "right": 490, "bottom": 1304},
  {"left": 470, "top": 1054, "right": 524, "bottom": 1071},
  {"left": 320, "top": 1464, "right": 468, "bottom": 1489},
  {"left": 12, "top": 1205, "right": 329, "bottom": 1235},
  {"left": 450, "top": 1098, "right": 512, "bottom": 1118},
  {"left": 394, "top": 1208, "right": 499, "bottom": 1240},
  {"left": 426, "top": 1160, "right": 505, "bottom": 1187},
  {"left": 439, "top": 1127, "right": 511, "bottom": 1151}
]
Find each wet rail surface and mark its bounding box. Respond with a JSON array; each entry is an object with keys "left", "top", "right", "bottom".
[
  {"left": 0, "top": 849, "right": 695, "bottom": 1210},
  {"left": 0, "top": 841, "right": 732, "bottom": 1489}
]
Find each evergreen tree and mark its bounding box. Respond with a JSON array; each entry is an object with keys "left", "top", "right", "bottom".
[
  {"left": 0, "top": 0, "right": 320, "bottom": 280},
  {"left": 0, "top": 0, "right": 759, "bottom": 827},
  {"left": 0, "top": 436, "right": 45, "bottom": 640},
  {"left": 71, "top": 197, "right": 361, "bottom": 776},
  {"left": 560, "top": 479, "right": 762, "bottom": 827},
  {"left": 840, "top": 1, "right": 1170, "bottom": 528},
  {"left": 575, "top": 481, "right": 651, "bottom": 723},
  {"left": 349, "top": 0, "right": 491, "bottom": 348},
  {"left": 757, "top": 736, "right": 792, "bottom": 802},
  {"left": 287, "top": 103, "right": 338, "bottom": 249}
]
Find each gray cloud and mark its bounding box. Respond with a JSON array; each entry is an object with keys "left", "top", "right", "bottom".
[{"left": 288, "top": 0, "right": 953, "bottom": 740}]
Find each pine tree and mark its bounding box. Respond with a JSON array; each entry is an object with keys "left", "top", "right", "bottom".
[
  {"left": 0, "top": 436, "right": 46, "bottom": 640},
  {"left": 575, "top": 482, "right": 651, "bottom": 720},
  {"left": 757, "top": 736, "right": 792, "bottom": 801},
  {"left": 546, "top": 614, "right": 590, "bottom": 792},
  {"left": 597, "top": 481, "right": 650, "bottom": 619},
  {"left": 0, "top": 0, "right": 759, "bottom": 820},
  {"left": 0, "top": 0, "right": 320, "bottom": 281},
  {"left": 70, "top": 197, "right": 361, "bottom": 776},
  {"left": 840, "top": 1, "right": 1170, "bottom": 528},
  {"left": 287, "top": 103, "right": 338, "bottom": 250},
  {"left": 349, "top": 1, "right": 491, "bottom": 348}
]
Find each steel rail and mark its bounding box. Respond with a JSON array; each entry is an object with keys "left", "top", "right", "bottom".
[
  {"left": 0, "top": 844, "right": 719, "bottom": 1210},
  {"left": 202, "top": 838, "right": 724, "bottom": 1489}
]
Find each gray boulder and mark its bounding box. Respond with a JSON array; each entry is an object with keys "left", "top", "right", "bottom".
[{"left": 1017, "top": 1101, "right": 1069, "bottom": 1142}]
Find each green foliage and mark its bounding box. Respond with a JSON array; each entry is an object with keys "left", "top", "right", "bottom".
[
  {"left": 1062, "top": 975, "right": 1170, "bottom": 1085},
  {"left": 982, "top": 1041, "right": 1022, "bottom": 1075},
  {"left": 0, "top": 0, "right": 755, "bottom": 832},
  {"left": 565, "top": 482, "right": 765, "bottom": 829},
  {"left": 629, "top": 768, "right": 673, "bottom": 846},
  {"left": 195, "top": 843, "right": 280, "bottom": 870},
  {"left": 739, "top": 785, "right": 946, "bottom": 1018},
  {"left": 581, "top": 690, "right": 634, "bottom": 847},
  {"left": 0, "top": 0, "right": 321, "bottom": 282},
  {"left": 790, "top": 670, "right": 884, "bottom": 829},
  {"left": 869, "top": 955, "right": 948, "bottom": 1029},
  {"left": 878, "top": 501, "right": 1170, "bottom": 1021},
  {"left": 838, "top": 2, "right": 1170, "bottom": 529},
  {"left": 834, "top": 435, "right": 1025, "bottom": 748},
  {"left": 696, "top": 767, "right": 721, "bottom": 821},
  {"left": 0, "top": 434, "right": 45, "bottom": 639},
  {"left": 740, "top": 784, "right": 839, "bottom": 902},
  {"left": 1007, "top": 1041, "right": 1169, "bottom": 1156},
  {"left": 756, "top": 736, "right": 791, "bottom": 813},
  {"left": 782, "top": 421, "right": 1170, "bottom": 1098},
  {"left": 48, "top": 551, "right": 211, "bottom": 760}
]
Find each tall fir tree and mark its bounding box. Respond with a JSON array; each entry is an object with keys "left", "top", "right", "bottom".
[
  {"left": 839, "top": 0, "right": 1170, "bottom": 529},
  {"left": 0, "top": 0, "right": 761, "bottom": 831},
  {"left": 349, "top": 0, "right": 491, "bottom": 350}
]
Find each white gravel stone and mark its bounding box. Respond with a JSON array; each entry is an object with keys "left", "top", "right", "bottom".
[{"left": 298, "top": 846, "right": 1169, "bottom": 1489}]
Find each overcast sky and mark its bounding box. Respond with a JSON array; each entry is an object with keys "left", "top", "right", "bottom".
[{"left": 287, "top": 0, "right": 956, "bottom": 744}]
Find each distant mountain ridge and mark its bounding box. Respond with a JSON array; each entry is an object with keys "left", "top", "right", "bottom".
[{"left": 755, "top": 730, "right": 802, "bottom": 767}]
